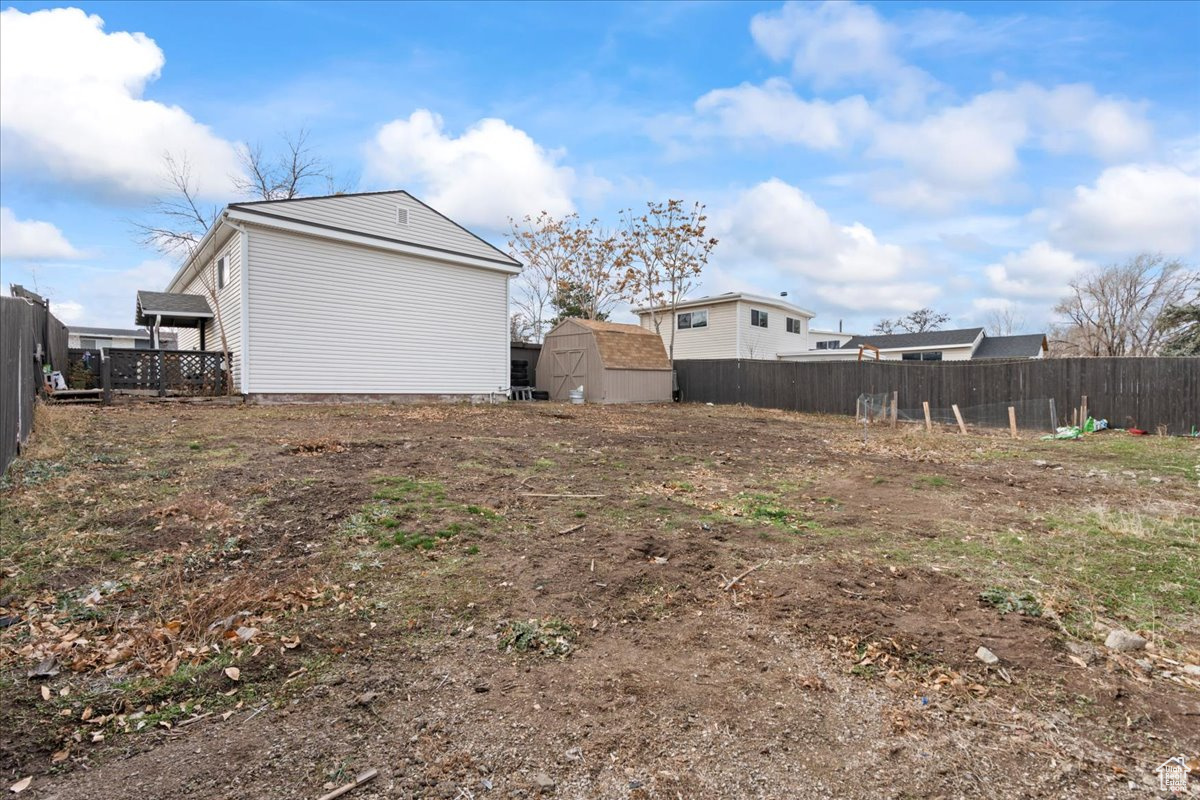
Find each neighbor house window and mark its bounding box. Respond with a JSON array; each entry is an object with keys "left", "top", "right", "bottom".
[
  {"left": 902, "top": 351, "right": 943, "bottom": 361},
  {"left": 81, "top": 338, "right": 112, "bottom": 350},
  {"left": 750, "top": 309, "right": 768, "bottom": 328},
  {"left": 677, "top": 310, "right": 708, "bottom": 329},
  {"left": 786, "top": 317, "right": 804, "bottom": 334},
  {"left": 815, "top": 340, "right": 841, "bottom": 350},
  {"left": 217, "top": 256, "right": 227, "bottom": 290}
]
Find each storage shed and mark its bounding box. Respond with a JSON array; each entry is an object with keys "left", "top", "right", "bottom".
[{"left": 536, "top": 318, "right": 672, "bottom": 403}]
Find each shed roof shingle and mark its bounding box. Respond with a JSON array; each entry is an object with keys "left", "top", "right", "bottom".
[{"left": 558, "top": 318, "right": 670, "bottom": 370}]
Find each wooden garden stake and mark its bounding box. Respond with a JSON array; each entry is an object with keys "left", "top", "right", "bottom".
[
  {"left": 952, "top": 404, "right": 967, "bottom": 435},
  {"left": 922, "top": 401, "right": 931, "bottom": 432},
  {"left": 1008, "top": 406, "right": 1018, "bottom": 439},
  {"left": 890, "top": 390, "right": 898, "bottom": 428}
]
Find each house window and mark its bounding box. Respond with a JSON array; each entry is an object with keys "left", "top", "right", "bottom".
[
  {"left": 677, "top": 310, "right": 708, "bottom": 329},
  {"left": 216, "top": 256, "right": 227, "bottom": 290},
  {"left": 81, "top": 338, "right": 111, "bottom": 350},
  {"left": 902, "top": 351, "right": 943, "bottom": 361},
  {"left": 750, "top": 309, "right": 768, "bottom": 328},
  {"left": 815, "top": 340, "right": 841, "bottom": 350},
  {"left": 786, "top": 317, "right": 804, "bottom": 334}
]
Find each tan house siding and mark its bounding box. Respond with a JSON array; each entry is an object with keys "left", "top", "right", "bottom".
[
  {"left": 175, "top": 232, "right": 242, "bottom": 385},
  {"left": 737, "top": 300, "right": 807, "bottom": 360},
  {"left": 244, "top": 226, "right": 508, "bottom": 394},
  {"left": 639, "top": 302, "right": 740, "bottom": 360}
]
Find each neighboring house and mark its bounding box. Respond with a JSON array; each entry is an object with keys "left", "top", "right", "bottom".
[
  {"left": 779, "top": 327, "right": 1049, "bottom": 362},
  {"left": 807, "top": 327, "right": 857, "bottom": 351},
  {"left": 140, "top": 190, "right": 521, "bottom": 399},
  {"left": 67, "top": 326, "right": 176, "bottom": 350},
  {"left": 635, "top": 293, "right": 816, "bottom": 360}
]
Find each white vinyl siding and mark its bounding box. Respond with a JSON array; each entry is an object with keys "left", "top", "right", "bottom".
[
  {"left": 738, "top": 301, "right": 806, "bottom": 360},
  {"left": 237, "top": 192, "right": 512, "bottom": 265},
  {"left": 877, "top": 344, "right": 975, "bottom": 361},
  {"left": 639, "top": 302, "right": 739, "bottom": 360},
  {"left": 245, "top": 226, "right": 508, "bottom": 394},
  {"left": 175, "top": 233, "right": 242, "bottom": 383}
]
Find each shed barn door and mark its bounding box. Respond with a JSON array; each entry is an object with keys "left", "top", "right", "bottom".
[{"left": 551, "top": 349, "right": 586, "bottom": 398}]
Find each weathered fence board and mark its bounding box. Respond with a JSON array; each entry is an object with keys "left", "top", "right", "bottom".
[
  {"left": 675, "top": 358, "right": 1200, "bottom": 435},
  {"left": 1, "top": 297, "right": 38, "bottom": 475}
]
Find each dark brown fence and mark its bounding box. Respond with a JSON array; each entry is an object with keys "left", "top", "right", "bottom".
[
  {"left": 105, "top": 348, "right": 226, "bottom": 396},
  {"left": 674, "top": 358, "right": 1200, "bottom": 435},
  {"left": 1, "top": 288, "right": 72, "bottom": 476}
]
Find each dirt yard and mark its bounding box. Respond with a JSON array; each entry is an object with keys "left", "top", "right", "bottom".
[{"left": 1, "top": 400, "right": 1197, "bottom": 799}]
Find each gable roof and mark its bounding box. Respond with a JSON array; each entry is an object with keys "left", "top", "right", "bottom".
[
  {"left": 841, "top": 327, "right": 984, "bottom": 351},
  {"left": 635, "top": 292, "right": 816, "bottom": 318},
  {"left": 136, "top": 291, "right": 214, "bottom": 326},
  {"left": 228, "top": 190, "right": 520, "bottom": 268},
  {"left": 554, "top": 318, "right": 670, "bottom": 370},
  {"left": 972, "top": 333, "right": 1048, "bottom": 359}
]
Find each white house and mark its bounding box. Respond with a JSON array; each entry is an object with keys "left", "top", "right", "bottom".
[
  {"left": 69, "top": 326, "right": 153, "bottom": 350},
  {"left": 779, "top": 327, "right": 1049, "bottom": 362},
  {"left": 139, "top": 190, "right": 521, "bottom": 400},
  {"left": 635, "top": 293, "right": 816, "bottom": 360}
]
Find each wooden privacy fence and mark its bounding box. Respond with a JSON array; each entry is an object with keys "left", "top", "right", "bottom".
[
  {"left": 1, "top": 289, "right": 72, "bottom": 476},
  {"left": 674, "top": 358, "right": 1200, "bottom": 435},
  {"left": 104, "top": 348, "right": 227, "bottom": 397}
]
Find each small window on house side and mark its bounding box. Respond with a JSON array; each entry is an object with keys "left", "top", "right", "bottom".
[
  {"left": 217, "top": 256, "right": 227, "bottom": 290},
  {"left": 922, "top": 351, "right": 943, "bottom": 361},
  {"left": 902, "top": 352, "right": 921, "bottom": 361},
  {"left": 677, "top": 310, "right": 708, "bottom": 329},
  {"left": 751, "top": 309, "right": 768, "bottom": 328},
  {"left": 690, "top": 310, "right": 707, "bottom": 328},
  {"left": 677, "top": 312, "right": 692, "bottom": 329},
  {"left": 816, "top": 340, "right": 840, "bottom": 350},
  {"left": 786, "top": 317, "right": 804, "bottom": 334}
]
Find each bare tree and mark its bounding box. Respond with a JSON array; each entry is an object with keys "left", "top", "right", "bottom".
[
  {"left": 510, "top": 312, "right": 537, "bottom": 344},
  {"left": 234, "top": 129, "right": 344, "bottom": 200},
  {"left": 1052, "top": 253, "right": 1198, "bottom": 356},
  {"left": 557, "top": 222, "right": 625, "bottom": 321},
  {"left": 134, "top": 131, "right": 348, "bottom": 392},
  {"left": 619, "top": 200, "right": 717, "bottom": 365},
  {"left": 983, "top": 306, "right": 1026, "bottom": 336},
  {"left": 873, "top": 308, "right": 950, "bottom": 335},
  {"left": 507, "top": 212, "right": 588, "bottom": 342}
]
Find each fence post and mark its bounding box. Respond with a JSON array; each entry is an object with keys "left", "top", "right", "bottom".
[
  {"left": 952, "top": 404, "right": 967, "bottom": 435},
  {"left": 157, "top": 350, "right": 166, "bottom": 397},
  {"left": 890, "top": 390, "right": 898, "bottom": 428},
  {"left": 922, "top": 401, "right": 931, "bottom": 432},
  {"left": 101, "top": 352, "right": 111, "bottom": 405},
  {"left": 1048, "top": 398, "right": 1057, "bottom": 432},
  {"left": 1008, "top": 406, "right": 1017, "bottom": 439}
]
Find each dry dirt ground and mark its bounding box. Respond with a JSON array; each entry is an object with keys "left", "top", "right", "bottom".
[{"left": 1, "top": 400, "right": 1198, "bottom": 800}]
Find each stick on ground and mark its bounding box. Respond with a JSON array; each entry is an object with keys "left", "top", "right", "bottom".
[
  {"left": 521, "top": 493, "right": 606, "bottom": 499},
  {"left": 316, "top": 768, "right": 379, "bottom": 800},
  {"left": 723, "top": 562, "right": 766, "bottom": 591}
]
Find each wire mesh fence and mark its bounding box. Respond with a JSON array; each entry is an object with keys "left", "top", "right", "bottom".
[{"left": 857, "top": 392, "right": 1061, "bottom": 435}]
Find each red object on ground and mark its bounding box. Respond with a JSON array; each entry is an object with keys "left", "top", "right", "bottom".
[{"left": 1128, "top": 428, "right": 1148, "bottom": 436}]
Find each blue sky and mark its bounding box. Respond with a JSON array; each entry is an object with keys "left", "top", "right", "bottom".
[{"left": 1, "top": 0, "right": 1197, "bottom": 333}]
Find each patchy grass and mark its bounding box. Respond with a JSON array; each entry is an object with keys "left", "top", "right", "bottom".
[
  {"left": 498, "top": 618, "right": 575, "bottom": 657},
  {"left": 979, "top": 587, "right": 1044, "bottom": 617},
  {"left": 912, "top": 475, "right": 951, "bottom": 489}
]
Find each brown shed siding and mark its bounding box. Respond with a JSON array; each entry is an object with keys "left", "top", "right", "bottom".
[{"left": 536, "top": 319, "right": 672, "bottom": 403}]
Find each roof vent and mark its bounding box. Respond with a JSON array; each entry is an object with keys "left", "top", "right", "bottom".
[{"left": 396, "top": 208, "right": 409, "bottom": 225}]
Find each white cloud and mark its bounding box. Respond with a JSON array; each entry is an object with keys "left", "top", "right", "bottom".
[
  {"left": 1048, "top": 163, "right": 1200, "bottom": 256},
  {"left": 710, "top": 179, "right": 936, "bottom": 314},
  {"left": 983, "top": 242, "right": 1095, "bottom": 299},
  {"left": 45, "top": 259, "right": 177, "bottom": 329},
  {"left": 694, "top": 78, "right": 873, "bottom": 149},
  {"left": 869, "top": 84, "right": 1152, "bottom": 200},
  {"left": 0, "top": 208, "right": 82, "bottom": 260},
  {"left": 50, "top": 299, "right": 86, "bottom": 325},
  {"left": 365, "top": 110, "right": 576, "bottom": 231},
  {"left": 714, "top": 179, "right": 907, "bottom": 282},
  {"left": 0, "top": 7, "right": 240, "bottom": 198},
  {"left": 749, "top": 1, "right": 935, "bottom": 101},
  {"left": 814, "top": 281, "right": 941, "bottom": 313}
]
